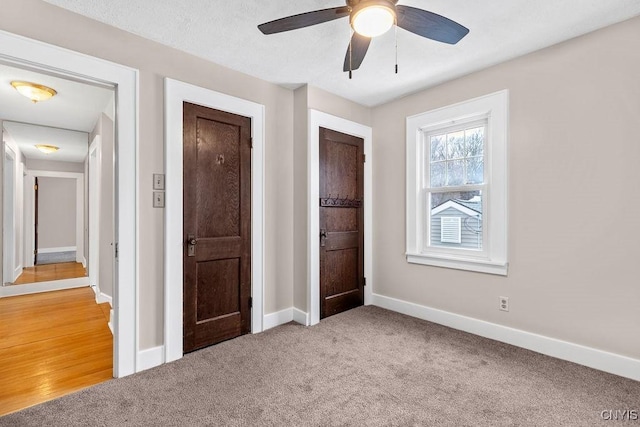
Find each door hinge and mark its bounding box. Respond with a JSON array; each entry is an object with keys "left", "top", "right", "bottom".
[
  {"left": 34, "top": 184, "right": 38, "bottom": 190},
  {"left": 248, "top": 296, "right": 253, "bottom": 309},
  {"left": 363, "top": 153, "right": 366, "bottom": 163},
  {"left": 250, "top": 138, "right": 253, "bottom": 149},
  {"left": 33, "top": 249, "right": 37, "bottom": 255},
  {"left": 363, "top": 277, "right": 367, "bottom": 287},
  {"left": 115, "top": 242, "right": 119, "bottom": 259}
]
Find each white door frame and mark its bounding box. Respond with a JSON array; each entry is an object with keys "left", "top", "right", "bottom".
[
  {"left": 3, "top": 145, "right": 16, "bottom": 284},
  {"left": 308, "top": 109, "right": 373, "bottom": 326},
  {"left": 164, "top": 78, "right": 265, "bottom": 363},
  {"left": 0, "top": 30, "right": 138, "bottom": 377},
  {"left": 88, "top": 137, "right": 101, "bottom": 294},
  {"left": 24, "top": 170, "right": 84, "bottom": 269}
]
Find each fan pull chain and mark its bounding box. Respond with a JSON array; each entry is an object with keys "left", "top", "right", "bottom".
[{"left": 395, "top": 17, "right": 398, "bottom": 74}]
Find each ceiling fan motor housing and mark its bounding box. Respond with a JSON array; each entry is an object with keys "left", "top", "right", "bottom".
[{"left": 346, "top": 0, "right": 399, "bottom": 8}]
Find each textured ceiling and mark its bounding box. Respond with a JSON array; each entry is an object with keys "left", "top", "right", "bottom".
[{"left": 42, "top": 0, "right": 640, "bottom": 106}]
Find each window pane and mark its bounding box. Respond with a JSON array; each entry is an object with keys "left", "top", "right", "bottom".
[
  {"left": 466, "top": 157, "right": 484, "bottom": 184},
  {"left": 465, "top": 127, "right": 484, "bottom": 157},
  {"left": 430, "top": 161, "right": 446, "bottom": 187},
  {"left": 447, "top": 131, "right": 465, "bottom": 159},
  {"left": 430, "top": 135, "right": 446, "bottom": 162},
  {"left": 446, "top": 160, "right": 464, "bottom": 186},
  {"left": 430, "top": 191, "right": 483, "bottom": 250}
]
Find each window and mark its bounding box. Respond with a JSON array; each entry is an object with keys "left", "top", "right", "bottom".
[{"left": 406, "top": 90, "right": 508, "bottom": 275}]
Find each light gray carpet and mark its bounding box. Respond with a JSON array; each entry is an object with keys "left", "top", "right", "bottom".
[
  {"left": 1, "top": 306, "right": 638, "bottom": 426},
  {"left": 36, "top": 251, "right": 76, "bottom": 265}
]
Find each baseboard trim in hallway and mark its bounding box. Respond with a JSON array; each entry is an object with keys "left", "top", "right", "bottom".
[{"left": 0, "top": 277, "right": 89, "bottom": 298}]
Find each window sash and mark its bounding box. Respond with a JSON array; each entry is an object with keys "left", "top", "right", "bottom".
[
  {"left": 423, "top": 118, "right": 488, "bottom": 190},
  {"left": 421, "top": 186, "right": 488, "bottom": 258}
]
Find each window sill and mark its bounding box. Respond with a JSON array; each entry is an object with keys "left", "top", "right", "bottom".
[{"left": 406, "top": 252, "right": 508, "bottom": 276}]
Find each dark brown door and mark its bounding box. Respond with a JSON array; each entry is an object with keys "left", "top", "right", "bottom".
[
  {"left": 319, "top": 127, "right": 365, "bottom": 319},
  {"left": 183, "top": 102, "right": 252, "bottom": 353}
]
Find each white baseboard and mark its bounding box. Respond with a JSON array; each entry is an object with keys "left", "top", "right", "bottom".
[
  {"left": 263, "top": 308, "right": 293, "bottom": 330},
  {"left": 90, "top": 285, "right": 112, "bottom": 306},
  {"left": 13, "top": 265, "right": 22, "bottom": 282},
  {"left": 0, "top": 277, "right": 88, "bottom": 297},
  {"left": 97, "top": 292, "right": 112, "bottom": 306},
  {"left": 108, "top": 309, "right": 114, "bottom": 335},
  {"left": 137, "top": 345, "right": 165, "bottom": 372},
  {"left": 263, "top": 307, "right": 310, "bottom": 330},
  {"left": 293, "top": 308, "right": 309, "bottom": 326},
  {"left": 372, "top": 293, "right": 640, "bottom": 382},
  {"left": 38, "top": 246, "right": 77, "bottom": 254}
]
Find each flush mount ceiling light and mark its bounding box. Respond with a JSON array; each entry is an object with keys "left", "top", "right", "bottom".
[
  {"left": 350, "top": 0, "right": 396, "bottom": 38},
  {"left": 35, "top": 144, "right": 60, "bottom": 154},
  {"left": 10, "top": 81, "right": 57, "bottom": 103}
]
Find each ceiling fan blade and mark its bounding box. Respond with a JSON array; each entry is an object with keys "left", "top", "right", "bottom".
[
  {"left": 396, "top": 6, "right": 469, "bottom": 44},
  {"left": 258, "top": 7, "right": 350, "bottom": 34},
  {"left": 343, "top": 33, "right": 372, "bottom": 72}
]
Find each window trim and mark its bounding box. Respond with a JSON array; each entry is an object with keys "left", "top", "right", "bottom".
[{"left": 406, "top": 90, "right": 509, "bottom": 276}]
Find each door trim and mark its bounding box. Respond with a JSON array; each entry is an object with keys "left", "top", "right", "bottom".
[
  {"left": 164, "top": 78, "right": 265, "bottom": 363},
  {"left": 24, "top": 170, "right": 84, "bottom": 270},
  {"left": 0, "top": 30, "right": 138, "bottom": 377},
  {"left": 308, "top": 110, "right": 373, "bottom": 326}
]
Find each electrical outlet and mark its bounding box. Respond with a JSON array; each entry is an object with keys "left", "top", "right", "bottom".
[{"left": 499, "top": 296, "right": 509, "bottom": 312}]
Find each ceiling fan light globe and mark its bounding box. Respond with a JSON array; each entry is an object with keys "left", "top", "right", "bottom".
[{"left": 351, "top": 5, "right": 395, "bottom": 38}]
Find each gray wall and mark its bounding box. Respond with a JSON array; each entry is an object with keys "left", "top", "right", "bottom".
[
  {"left": 37, "top": 176, "right": 76, "bottom": 249},
  {"left": 371, "top": 16, "right": 640, "bottom": 360}
]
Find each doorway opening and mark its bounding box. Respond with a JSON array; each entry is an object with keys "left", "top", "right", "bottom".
[
  {"left": 0, "top": 27, "right": 138, "bottom": 414},
  {"left": 0, "top": 36, "right": 128, "bottom": 413},
  {"left": 0, "top": 29, "right": 137, "bottom": 380}
]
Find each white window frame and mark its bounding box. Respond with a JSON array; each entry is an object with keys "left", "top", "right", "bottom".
[{"left": 406, "top": 90, "right": 508, "bottom": 276}]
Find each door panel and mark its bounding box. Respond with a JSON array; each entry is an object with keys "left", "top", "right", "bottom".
[
  {"left": 183, "top": 102, "right": 251, "bottom": 353},
  {"left": 319, "top": 127, "right": 364, "bottom": 319}
]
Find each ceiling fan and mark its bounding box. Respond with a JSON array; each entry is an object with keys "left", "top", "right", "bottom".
[{"left": 258, "top": 0, "right": 469, "bottom": 76}]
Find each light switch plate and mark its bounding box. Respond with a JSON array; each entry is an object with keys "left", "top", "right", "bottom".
[
  {"left": 153, "top": 191, "right": 165, "bottom": 208},
  {"left": 153, "top": 173, "right": 165, "bottom": 190}
]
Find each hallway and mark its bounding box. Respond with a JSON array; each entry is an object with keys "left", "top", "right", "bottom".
[
  {"left": 0, "top": 287, "right": 112, "bottom": 415},
  {"left": 13, "top": 262, "right": 87, "bottom": 285}
]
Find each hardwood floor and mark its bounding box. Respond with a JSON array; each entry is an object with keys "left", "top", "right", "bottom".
[
  {"left": 0, "top": 287, "right": 112, "bottom": 416},
  {"left": 14, "top": 262, "right": 87, "bottom": 285}
]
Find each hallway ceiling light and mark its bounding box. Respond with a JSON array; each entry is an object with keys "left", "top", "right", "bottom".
[
  {"left": 351, "top": 1, "right": 396, "bottom": 38},
  {"left": 35, "top": 144, "right": 60, "bottom": 154},
  {"left": 10, "top": 81, "right": 58, "bottom": 103}
]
